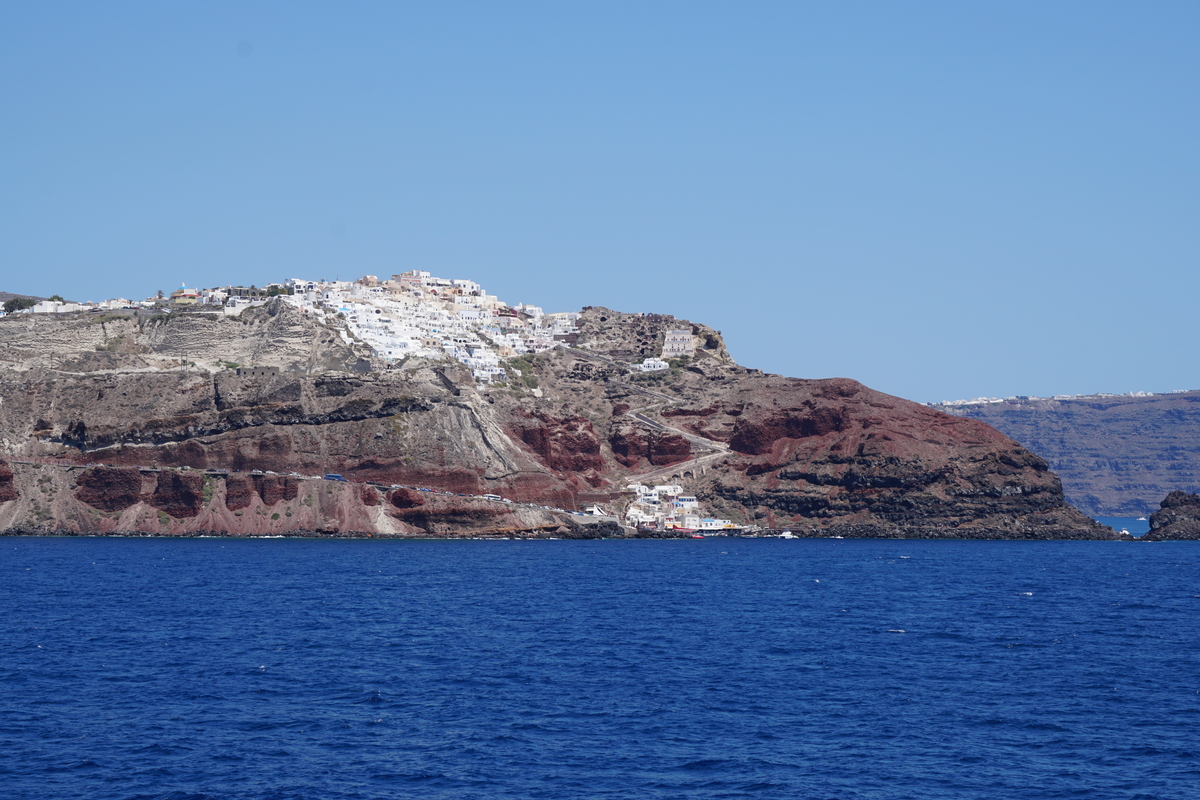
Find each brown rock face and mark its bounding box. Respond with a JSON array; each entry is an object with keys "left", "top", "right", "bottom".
[
  {"left": 647, "top": 433, "right": 692, "bottom": 466},
  {"left": 1143, "top": 491, "right": 1200, "bottom": 540},
  {"left": 609, "top": 428, "right": 645, "bottom": 469},
  {"left": 385, "top": 493, "right": 510, "bottom": 534},
  {"left": 609, "top": 425, "right": 692, "bottom": 468},
  {"left": 359, "top": 484, "right": 380, "bottom": 506},
  {"left": 224, "top": 474, "right": 255, "bottom": 510},
  {"left": 670, "top": 376, "right": 1114, "bottom": 537},
  {"left": 74, "top": 466, "right": 143, "bottom": 511},
  {"left": 253, "top": 474, "right": 299, "bottom": 505},
  {"left": 729, "top": 405, "right": 847, "bottom": 455},
  {"left": 509, "top": 411, "right": 604, "bottom": 473},
  {"left": 148, "top": 471, "right": 205, "bottom": 518},
  {"left": 0, "top": 460, "right": 19, "bottom": 503},
  {"left": 388, "top": 488, "right": 426, "bottom": 509}
]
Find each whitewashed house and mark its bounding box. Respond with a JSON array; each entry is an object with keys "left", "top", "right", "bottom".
[{"left": 662, "top": 329, "right": 695, "bottom": 358}]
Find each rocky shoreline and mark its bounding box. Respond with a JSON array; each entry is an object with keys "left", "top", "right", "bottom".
[
  {"left": 2, "top": 521, "right": 1138, "bottom": 541},
  {"left": 1142, "top": 491, "right": 1200, "bottom": 540}
]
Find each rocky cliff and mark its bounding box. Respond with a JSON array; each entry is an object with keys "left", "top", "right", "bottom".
[
  {"left": 1142, "top": 491, "right": 1200, "bottom": 540},
  {"left": 0, "top": 460, "right": 609, "bottom": 538},
  {"left": 0, "top": 302, "right": 1122, "bottom": 538},
  {"left": 935, "top": 393, "right": 1200, "bottom": 517}
]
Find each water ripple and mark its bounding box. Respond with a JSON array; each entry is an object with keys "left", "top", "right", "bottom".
[{"left": 2, "top": 537, "right": 1199, "bottom": 799}]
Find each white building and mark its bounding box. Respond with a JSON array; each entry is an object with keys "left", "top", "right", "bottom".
[
  {"left": 272, "top": 272, "right": 577, "bottom": 382},
  {"left": 662, "top": 329, "right": 695, "bottom": 359},
  {"left": 638, "top": 358, "right": 668, "bottom": 372},
  {"left": 31, "top": 300, "right": 85, "bottom": 314}
]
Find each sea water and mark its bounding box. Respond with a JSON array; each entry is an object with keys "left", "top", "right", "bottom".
[
  {"left": 2, "top": 537, "right": 1198, "bottom": 800},
  {"left": 1095, "top": 516, "right": 1152, "bottom": 537}
]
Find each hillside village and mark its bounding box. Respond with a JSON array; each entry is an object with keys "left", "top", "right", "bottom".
[
  {"left": 0, "top": 273, "right": 1136, "bottom": 540},
  {"left": 621, "top": 482, "right": 737, "bottom": 533},
  {"left": 1, "top": 271, "right": 738, "bottom": 529},
  {"left": 1, "top": 271, "right": 698, "bottom": 384}
]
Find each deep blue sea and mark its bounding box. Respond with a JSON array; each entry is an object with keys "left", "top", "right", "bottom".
[{"left": 3, "top": 537, "right": 1199, "bottom": 800}]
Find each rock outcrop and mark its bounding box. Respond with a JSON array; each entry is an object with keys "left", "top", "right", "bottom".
[
  {"left": 147, "top": 471, "right": 205, "bottom": 518},
  {"left": 0, "top": 302, "right": 1123, "bottom": 539},
  {"left": 0, "top": 463, "right": 589, "bottom": 538},
  {"left": 0, "top": 459, "right": 18, "bottom": 503},
  {"left": 74, "top": 466, "right": 143, "bottom": 511},
  {"left": 659, "top": 375, "right": 1114, "bottom": 538},
  {"left": 1142, "top": 491, "right": 1200, "bottom": 540},
  {"left": 608, "top": 421, "right": 692, "bottom": 469}
]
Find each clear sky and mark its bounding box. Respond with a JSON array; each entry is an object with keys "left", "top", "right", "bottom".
[{"left": 2, "top": 2, "right": 1197, "bottom": 403}]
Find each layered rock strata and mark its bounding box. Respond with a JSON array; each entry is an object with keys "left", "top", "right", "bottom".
[
  {"left": 660, "top": 376, "right": 1115, "bottom": 539},
  {"left": 0, "top": 463, "right": 602, "bottom": 538},
  {"left": 0, "top": 303, "right": 1122, "bottom": 538},
  {"left": 937, "top": 392, "right": 1200, "bottom": 516}
]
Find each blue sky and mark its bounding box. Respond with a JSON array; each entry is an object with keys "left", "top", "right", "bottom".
[{"left": 2, "top": 2, "right": 1197, "bottom": 403}]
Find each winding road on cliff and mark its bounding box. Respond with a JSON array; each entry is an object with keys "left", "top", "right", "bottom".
[{"left": 555, "top": 342, "right": 733, "bottom": 484}]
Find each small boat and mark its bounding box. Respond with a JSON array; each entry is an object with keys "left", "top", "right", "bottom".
[{"left": 690, "top": 534, "right": 705, "bottom": 539}]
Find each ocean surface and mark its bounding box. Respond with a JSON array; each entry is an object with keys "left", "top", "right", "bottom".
[
  {"left": 3, "top": 537, "right": 1199, "bottom": 800},
  {"left": 1095, "top": 517, "right": 1152, "bottom": 537}
]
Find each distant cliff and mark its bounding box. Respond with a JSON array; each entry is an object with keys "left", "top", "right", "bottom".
[
  {"left": 0, "top": 303, "right": 1121, "bottom": 539},
  {"left": 934, "top": 393, "right": 1200, "bottom": 516}
]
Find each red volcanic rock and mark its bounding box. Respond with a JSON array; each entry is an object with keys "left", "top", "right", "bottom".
[
  {"left": 75, "top": 466, "right": 142, "bottom": 511},
  {"left": 610, "top": 426, "right": 692, "bottom": 468},
  {"left": 609, "top": 428, "right": 647, "bottom": 469},
  {"left": 225, "top": 472, "right": 300, "bottom": 509},
  {"left": 675, "top": 375, "right": 1111, "bottom": 535},
  {"left": 509, "top": 411, "right": 604, "bottom": 473},
  {"left": 359, "top": 484, "right": 380, "bottom": 506},
  {"left": 388, "top": 488, "right": 426, "bottom": 509},
  {"left": 648, "top": 432, "right": 692, "bottom": 466},
  {"left": 367, "top": 467, "right": 481, "bottom": 496},
  {"left": 725, "top": 379, "right": 861, "bottom": 455},
  {"left": 386, "top": 495, "right": 510, "bottom": 534},
  {"left": 0, "top": 460, "right": 19, "bottom": 503},
  {"left": 728, "top": 405, "right": 847, "bottom": 455},
  {"left": 147, "top": 471, "right": 205, "bottom": 519},
  {"left": 224, "top": 474, "right": 255, "bottom": 510},
  {"left": 253, "top": 474, "right": 298, "bottom": 505}
]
